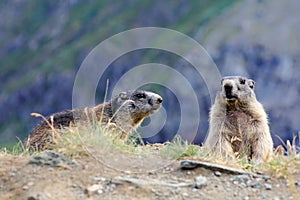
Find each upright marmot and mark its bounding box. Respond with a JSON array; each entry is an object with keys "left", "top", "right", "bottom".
[
  {"left": 26, "top": 90, "right": 163, "bottom": 151},
  {"left": 204, "top": 76, "right": 273, "bottom": 162}
]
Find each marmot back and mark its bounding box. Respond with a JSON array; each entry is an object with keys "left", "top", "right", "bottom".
[
  {"left": 204, "top": 76, "right": 273, "bottom": 162},
  {"left": 26, "top": 90, "right": 163, "bottom": 151}
]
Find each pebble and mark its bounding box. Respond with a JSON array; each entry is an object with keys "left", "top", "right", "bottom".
[
  {"left": 214, "top": 171, "right": 222, "bottom": 177},
  {"left": 262, "top": 175, "right": 271, "bottom": 181},
  {"left": 93, "top": 177, "right": 106, "bottom": 182},
  {"left": 235, "top": 175, "right": 250, "bottom": 182},
  {"left": 27, "top": 196, "right": 38, "bottom": 200},
  {"left": 29, "top": 150, "right": 78, "bottom": 168},
  {"left": 9, "top": 172, "right": 16, "bottom": 177},
  {"left": 247, "top": 180, "right": 261, "bottom": 188},
  {"left": 233, "top": 181, "right": 239, "bottom": 185},
  {"left": 182, "top": 192, "right": 189, "bottom": 197},
  {"left": 240, "top": 182, "right": 247, "bottom": 187},
  {"left": 28, "top": 182, "right": 34, "bottom": 186},
  {"left": 264, "top": 183, "right": 272, "bottom": 190},
  {"left": 128, "top": 186, "right": 135, "bottom": 190},
  {"left": 295, "top": 181, "right": 300, "bottom": 186},
  {"left": 22, "top": 185, "right": 29, "bottom": 190},
  {"left": 84, "top": 184, "right": 104, "bottom": 196},
  {"left": 194, "top": 175, "right": 208, "bottom": 189},
  {"left": 244, "top": 196, "right": 249, "bottom": 200}
]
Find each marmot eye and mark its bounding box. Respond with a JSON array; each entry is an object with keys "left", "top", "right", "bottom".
[
  {"left": 240, "top": 79, "right": 246, "bottom": 85},
  {"left": 135, "top": 93, "right": 146, "bottom": 99}
]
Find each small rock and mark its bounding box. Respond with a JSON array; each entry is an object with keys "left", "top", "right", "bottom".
[
  {"left": 29, "top": 151, "right": 78, "bottom": 168},
  {"left": 214, "top": 171, "right": 222, "bottom": 177},
  {"left": 182, "top": 192, "right": 189, "bottom": 197},
  {"left": 247, "top": 180, "right": 261, "bottom": 188},
  {"left": 27, "top": 197, "right": 38, "bottom": 200},
  {"left": 286, "top": 180, "right": 290, "bottom": 187},
  {"left": 262, "top": 175, "right": 271, "bottom": 181},
  {"left": 194, "top": 175, "right": 207, "bottom": 189},
  {"left": 47, "top": 167, "right": 54, "bottom": 171},
  {"left": 235, "top": 175, "right": 250, "bottom": 182},
  {"left": 244, "top": 196, "right": 249, "bottom": 200},
  {"left": 93, "top": 177, "right": 106, "bottom": 182},
  {"left": 252, "top": 188, "right": 257, "bottom": 193},
  {"left": 128, "top": 186, "right": 135, "bottom": 190},
  {"left": 23, "top": 185, "right": 29, "bottom": 190},
  {"left": 148, "top": 171, "right": 155, "bottom": 175},
  {"left": 233, "top": 181, "right": 239, "bottom": 185},
  {"left": 28, "top": 182, "right": 34, "bottom": 186},
  {"left": 165, "top": 167, "right": 173, "bottom": 171},
  {"left": 255, "top": 177, "right": 263, "bottom": 182},
  {"left": 84, "top": 184, "right": 103, "bottom": 196},
  {"left": 264, "top": 183, "right": 272, "bottom": 190},
  {"left": 295, "top": 181, "right": 300, "bottom": 186},
  {"left": 9, "top": 172, "right": 16, "bottom": 177},
  {"left": 240, "top": 182, "right": 247, "bottom": 187}
]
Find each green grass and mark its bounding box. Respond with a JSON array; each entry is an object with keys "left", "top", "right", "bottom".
[{"left": 0, "top": 140, "right": 29, "bottom": 156}]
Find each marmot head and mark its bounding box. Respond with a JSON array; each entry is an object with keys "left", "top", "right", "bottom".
[
  {"left": 219, "top": 76, "right": 256, "bottom": 104},
  {"left": 111, "top": 90, "right": 163, "bottom": 124}
]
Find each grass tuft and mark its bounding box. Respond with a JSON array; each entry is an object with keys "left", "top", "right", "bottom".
[{"left": 1, "top": 121, "right": 299, "bottom": 180}]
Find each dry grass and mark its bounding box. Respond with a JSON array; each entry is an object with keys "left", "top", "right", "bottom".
[
  {"left": 261, "top": 134, "right": 300, "bottom": 177},
  {"left": 1, "top": 120, "right": 299, "bottom": 178}
]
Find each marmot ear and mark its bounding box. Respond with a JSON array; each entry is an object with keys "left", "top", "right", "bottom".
[
  {"left": 248, "top": 79, "right": 255, "bottom": 89},
  {"left": 119, "top": 92, "right": 128, "bottom": 100}
]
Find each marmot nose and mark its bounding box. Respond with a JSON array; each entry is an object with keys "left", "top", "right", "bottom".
[
  {"left": 157, "top": 97, "right": 163, "bottom": 104},
  {"left": 224, "top": 84, "right": 233, "bottom": 93}
]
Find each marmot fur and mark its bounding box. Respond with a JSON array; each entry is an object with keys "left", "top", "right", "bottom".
[
  {"left": 204, "top": 76, "right": 273, "bottom": 162},
  {"left": 25, "top": 90, "right": 163, "bottom": 151}
]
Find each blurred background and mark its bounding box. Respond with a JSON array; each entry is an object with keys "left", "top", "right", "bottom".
[{"left": 1, "top": 0, "right": 299, "bottom": 148}]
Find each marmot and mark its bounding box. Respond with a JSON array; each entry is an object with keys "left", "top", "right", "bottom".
[
  {"left": 25, "top": 90, "right": 163, "bottom": 151},
  {"left": 204, "top": 76, "right": 273, "bottom": 162}
]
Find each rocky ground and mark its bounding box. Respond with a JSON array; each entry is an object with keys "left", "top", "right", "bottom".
[{"left": 1, "top": 150, "right": 299, "bottom": 200}]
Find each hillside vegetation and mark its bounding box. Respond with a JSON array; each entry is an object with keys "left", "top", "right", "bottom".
[
  {"left": 1, "top": 0, "right": 300, "bottom": 148},
  {"left": 0, "top": 0, "right": 237, "bottom": 146}
]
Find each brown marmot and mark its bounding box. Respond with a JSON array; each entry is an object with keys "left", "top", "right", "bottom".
[
  {"left": 204, "top": 76, "right": 273, "bottom": 162},
  {"left": 25, "top": 90, "right": 163, "bottom": 151}
]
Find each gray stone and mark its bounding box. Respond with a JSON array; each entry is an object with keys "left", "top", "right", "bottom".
[
  {"left": 93, "top": 177, "right": 106, "bottom": 182},
  {"left": 194, "top": 175, "right": 207, "bottom": 189},
  {"left": 235, "top": 175, "right": 250, "bottom": 182},
  {"left": 84, "top": 184, "right": 104, "bottom": 196},
  {"left": 29, "top": 150, "right": 78, "bottom": 168},
  {"left": 265, "top": 183, "right": 272, "bottom": 190},
  {"left": 214, "top": 171, "right": 222, "bottom": 177}
]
